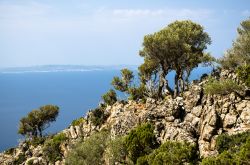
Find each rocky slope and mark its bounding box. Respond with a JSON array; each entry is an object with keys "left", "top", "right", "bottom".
[{"left": 1, "top": 70, "right": 250, "bottom": 165}]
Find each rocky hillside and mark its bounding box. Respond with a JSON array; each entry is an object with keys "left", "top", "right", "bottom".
[{"left": 1, "top": 69, "right": 250, "bottom": 165}]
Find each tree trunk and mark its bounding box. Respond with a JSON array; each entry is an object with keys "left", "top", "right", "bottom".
[{"left": 174, "top": 72, "right": 179, "bottom": 98}]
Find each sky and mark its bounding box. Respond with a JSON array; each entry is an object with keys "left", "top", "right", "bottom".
[{"left": 0, "top": 0, "right": 249, "bottom": 67}]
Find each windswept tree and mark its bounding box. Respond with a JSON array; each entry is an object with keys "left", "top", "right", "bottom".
[
  {"left": 139, "top": 20, "right": 212, "bottom": 97},
  {"left": 220, "top": 18, "right": 250, "bottom": 69},
  {"left": 18, "top": 105, "right": 59, "bottom": 137},
  {"left": 111, "top": 68, "right": 134, "bottom": 92}
]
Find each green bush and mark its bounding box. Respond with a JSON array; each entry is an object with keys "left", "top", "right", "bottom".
[
  {"left": 137, "top": 141, "right": 197, "bottom": 165},
  {"left": 202, "top": 132, "right": 250, "bottom": 165},
  {"left": 4, "top": 147, "right": 15, "bottom": 155},
  {"left": 105, "top": 136, "right": 129, "bottom": 165},
  {"left": 43, "top": 133, "right": 68, "bottom": 163},
  {"left": 125, "top": 123, "right": 159, "bottom": 163},
  {"left": 89, "top": 107, "right": 108, "bottom": 126},
  {"left": 27, "top": 136, "right": 47, "bottom": 147},
  {"left": 13, "top": 153, "right": 26, "bottom": 164},
  {"left": 71, "top": 117, "right": 85, "bottom": 126},
  {"left": 204, "top": 78, "right": 243, "bottom": 95},
  {"left": 65, "top": 130, "right": 110, "bottom": 165},
  {"left": 237, "top": 65, "right": 250, "bottom": 87},
  {"left": 216, "top": 131, "right": 250, "bottom": 154},
  {"left": 102, "top": 89, "right": 117, "bottom": 106},
  {"left": 128, "top": 85, "right": 146, "bottom": 102}
]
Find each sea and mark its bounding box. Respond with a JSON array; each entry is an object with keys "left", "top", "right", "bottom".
[{"left": 0, "top": 66, "right": 212, "bottom": 152}]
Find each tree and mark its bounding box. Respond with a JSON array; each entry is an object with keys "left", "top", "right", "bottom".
[
  {"left": 125, "top": 123, "right": 158, "bottom": 163},
  {"left": 102, "top": 89, "right": 117, "bottom": 106},
  {"left": 18, "top": 105, "right": 59, "bottom": 137},
  {"left": 111, "top": 68, "right": 134, "bottom": 92},
  {"left": 220, "top": 18, "right": 250, "bottom": 69},
  {"left": 139, "top": 20, "right": 211, "bottom": 98}
]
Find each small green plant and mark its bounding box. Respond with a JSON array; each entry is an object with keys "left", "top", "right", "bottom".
[
  {"left": 71, "top": 117, "right": 85, "bottom": 126},
  {"left": 105, "top": 136, "right": 128, "bottom": 165},
  {"left": 65, "top": 130, "right": 110, "bottom": 165},
  {"left": 216, "top": 131, "right": 250, "bottom": 154},
  {"left": 137, "top": 141, "right": 197, "bottom": 165},
  {"left": 4, "top": 148, "right": 15, "bottom": 155},
  {"left": 43, "top": 133, "right": 68, "bottom": 163},
  {"left": 102, "top": 89, "right": 117, "bottom": 106},
  {"left": 202, "top": 132, "right": 250, "bottom": 165},
  {"left": 89, "top": 107, "right": 108, "bottom": 126},
  {"left": 27, "top": 136, "right": 47, "bottom": 147},
  {"left": 128, "top": 84, "right": 146, "bottom": 102},
  {"left": 237, "top": 64, "right": 250, "bottom": 87},
  {"left": 125, "top": 123, "right": 159, "bottom": 163},
  {"left": 204, "top": 77, "right": 243, "bottom": 95},
  {"left": 13, "top": 153, "right": 26, "bottom": 164}
]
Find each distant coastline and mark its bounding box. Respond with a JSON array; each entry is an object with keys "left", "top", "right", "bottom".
[{"left": 0, "top": 65, "right": 138, "bottom": 74}]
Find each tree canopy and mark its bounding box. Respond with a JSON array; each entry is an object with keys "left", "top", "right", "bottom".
[
  {"left": 220, "top": 18, "right": 250, "bottom": 69},
  {"left": 18, "top": 105, "right": 59, "bottom": 137},
  {"left": 139, "top": 20, "right": 212, "bottom": 98}
]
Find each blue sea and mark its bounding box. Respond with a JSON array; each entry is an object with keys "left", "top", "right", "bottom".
[{"left": 0, "top": 67, "right": 212, "bottom": 151}]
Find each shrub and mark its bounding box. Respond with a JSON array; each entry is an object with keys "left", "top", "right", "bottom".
[
  {"left": 137, "top": 141, "right": 197, "bottom": 165},
  {"left": 43, "top": 133, "right": 68, "bottom": 163},
  {"left": 128, "top": 85, "right": 146, "bottom": 102},
  {"left": 204, "top": 78, "right": 243, "bottom": 95},
  {"left": 13, "top": 153, "right": 26, "bottom": 164},
  {"left": 71, "top": 117, "right": 85, "bottom": 126},
  {"left": 89, "top": 107, "right": 108, "bottom": 126},
  {"left": 27, "top": 136, "right": 46, "bottom": 147},
  {"left": 237, "top": 64, "right": 250, "bottom": 87},
  {"left": 105, "top": 136, "right": 129, "bottom": 165},
  {"left": 216, "top": 131, "right": 250, "bottom": 154},
  {"left": 4, "top": 147, "right": 15, "bottom": 155},
  {"left": 125, "top": 123, "right": 158, "bottom": 163},
  {"left": 102, "top": 89, "right": 117, "bottom": 106},
  {"left": 202, "top": 132, "right": 250, "bottom": 165},
  {"left": 65, "top": 130, "right": 110, "bottom": 165}
]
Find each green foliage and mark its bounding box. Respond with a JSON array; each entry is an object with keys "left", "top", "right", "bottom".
[
  {"left": 125, "top": 123, "right": 159, "bottom": 163},
  {"left": 202, "top": 132, "right": 250, "bottom": 165},
  {"left": 18, "top": 105, "right": 59, "bottom": 137},
  {"left": 43, "top": 133, "right": 68, "bottom": 163},
  {"left": 71, "top": 117, "right": 85, "bottom": 126},
  {"left": 14, "top": 153, "right": 26, "bottom": 164},
  {"left": 140, "top": 20, "right": 211, "bottom": 97},
  {"left": 128, "top": 84, "right": 146, "bottom": 101},
  {"left": 237, "top": 64, "right": 250, "bottom": 87},
  {"left": 65, "top": 130, "right": 110, "bottom": 165},
  {"left": 216, "top": 131, "right": 250, "bottom": 154},
  {"left": 204, "top": 78, "right": 243, "bottom": 95},
  {"left": 4, "top": 147, "right": 15, "bottom": 155},
  {"left": 102, "top": 89, "right": 117, "bottom": 106},
  {"left": 27, "top": 136, "right": 46, "bottom": 147},
  {"left": 89, "top": 107, "right": 108, "bottom": 126},
  {"left": 111, "top": 68, "right": 134, "bottom": 93},
  {"left": 105, "top": 136, "right": 129, "bottom": 165},
  {"left": 220, "top": 18, "right": 250, "bottom": 69},
  {"left": 137, "top": 141, "right": 197, "bottom": 165}
]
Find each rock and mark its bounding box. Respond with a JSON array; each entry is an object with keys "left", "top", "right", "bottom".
[
  {"left": 240, "top": 108, "right": 250, "bottom": 124},
  {"left": 191, "top": 106, "right": 203, "bottom": 117},
  {"left": 223, "top": 114, "right": 237, "bottom": 128},
  {"left": 70, "top": 126, "right": 77, "bottom": 139},
  {"left": 75, "top": 125, "right": 82, "bottom": 137}
]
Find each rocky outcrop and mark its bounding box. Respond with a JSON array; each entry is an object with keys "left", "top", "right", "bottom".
[{"left": 1, "top": 69, "right": 250, "bottom": 164}]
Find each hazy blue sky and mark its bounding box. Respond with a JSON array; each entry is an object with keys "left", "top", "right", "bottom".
[{"left": 0, "top": 0, "right": 249, "bottom": 67}]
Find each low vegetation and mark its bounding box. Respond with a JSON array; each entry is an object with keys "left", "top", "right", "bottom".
[
  {"left": 137, "top": 141, "right": 197, "bottom": 165},
  {"left": 65, "top": 130, "right": 110, "bottom": 165},
  {"left": 237, "top": 64, "right": 250, "bottom": 87},
  {"left": 71, "top": 117, "right": 85, "bottom": 126},
  {"left": 102, "top": 89, "right": 117, "bottom": 106},
  {"left": 43, "top": 133, "right": 68, "bottom": 163},
  {"left": 202, "top": 132, "right": 250, "bottom": 164},
  {"left": 204, "top": 78, "right": 243, "bottom": 95},
  {"left": 89, "top": 106, "right": 108, "bottom": 126}
]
